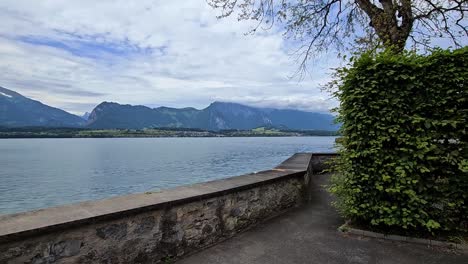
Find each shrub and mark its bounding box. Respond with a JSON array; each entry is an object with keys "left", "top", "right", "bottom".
[{"left": 330, "top": 47, "right": 468, "bottom": 233}]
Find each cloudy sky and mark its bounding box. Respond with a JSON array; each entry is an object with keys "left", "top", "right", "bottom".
[{"left": 0, "top": 0, "right": 343, "bottom": 115}]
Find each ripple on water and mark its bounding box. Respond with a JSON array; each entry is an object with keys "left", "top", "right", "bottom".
[{"left": 0, "top": 137, "right": 336, "bottom": 214}]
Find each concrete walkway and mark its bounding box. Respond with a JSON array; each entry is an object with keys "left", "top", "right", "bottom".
[{"left": 179, "top": 173, "right": 467, "bottom": 264}]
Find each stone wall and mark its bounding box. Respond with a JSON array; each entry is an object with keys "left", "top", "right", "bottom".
[{"left": 0, "top": 153, "right": 336, "bottom": 264}]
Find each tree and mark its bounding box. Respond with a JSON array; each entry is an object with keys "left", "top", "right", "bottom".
[{"left": 208, "top": 0, "right": 467, "bottom": 71}]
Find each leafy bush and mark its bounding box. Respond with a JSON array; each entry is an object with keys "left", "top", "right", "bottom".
[{"left": 330, "top": 47, "right": 467, "bottom": 233}]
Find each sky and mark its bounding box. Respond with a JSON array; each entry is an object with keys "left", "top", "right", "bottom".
[{"left": 0, "top": 0, "right": 342, "bottom": 115}]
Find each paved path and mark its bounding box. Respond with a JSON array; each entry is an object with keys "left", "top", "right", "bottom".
[{"left": 179, "top": 173, "right": 467, "bottom": 264}]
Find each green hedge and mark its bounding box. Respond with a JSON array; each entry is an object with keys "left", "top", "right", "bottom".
[{"left": 330, "top": 47, "right": 467, "bottom": 233}]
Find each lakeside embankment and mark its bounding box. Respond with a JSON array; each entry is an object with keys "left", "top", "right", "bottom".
[{"left": 0, "top": 153, "right": 334, "bottom": 263}]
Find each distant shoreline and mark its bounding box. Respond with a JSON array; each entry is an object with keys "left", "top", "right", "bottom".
[{"left": 0, "top": 127, "right": 339, "bottom": 139}]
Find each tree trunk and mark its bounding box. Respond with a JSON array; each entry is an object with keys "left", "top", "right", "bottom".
[{"left": 356, "top": 0, "right": 413, "bottom": 53}]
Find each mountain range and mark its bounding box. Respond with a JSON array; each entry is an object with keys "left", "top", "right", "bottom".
[
  {"left": 0, "top": 86, "right": 338, "bottom": 131},
  {"left": 0, "top": 87, "right": 85, "bottom": 127}
]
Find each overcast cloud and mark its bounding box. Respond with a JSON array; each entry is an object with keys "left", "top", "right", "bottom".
[{"left": 0, "top": 0, "right": 341, "bottom": 114}]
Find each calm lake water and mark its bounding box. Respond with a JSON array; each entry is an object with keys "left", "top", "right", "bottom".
[{"left": 0, "top": 137, "right": 336, "bottom": 214}]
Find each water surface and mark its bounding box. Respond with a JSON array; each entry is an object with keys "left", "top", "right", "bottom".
[{"left": 0, "top": 137, "right": 336, "bottom": 214}]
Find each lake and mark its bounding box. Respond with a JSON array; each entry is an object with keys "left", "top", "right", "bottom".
[{"left": 0, "top": 137, "right": 336, "bottom": 214}]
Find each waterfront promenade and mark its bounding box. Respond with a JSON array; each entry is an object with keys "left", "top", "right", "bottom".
[{"left": 180, "top": 172, "right": 467, "bottom": 264}]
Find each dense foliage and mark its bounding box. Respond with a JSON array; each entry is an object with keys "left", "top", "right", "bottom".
[{"left": 330, "top": 47, "right": 468, "bottom": 233}]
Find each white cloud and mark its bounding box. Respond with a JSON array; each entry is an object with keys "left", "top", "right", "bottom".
[{"left": 0, "top": 0, "right": 339, "bottom": 114}]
